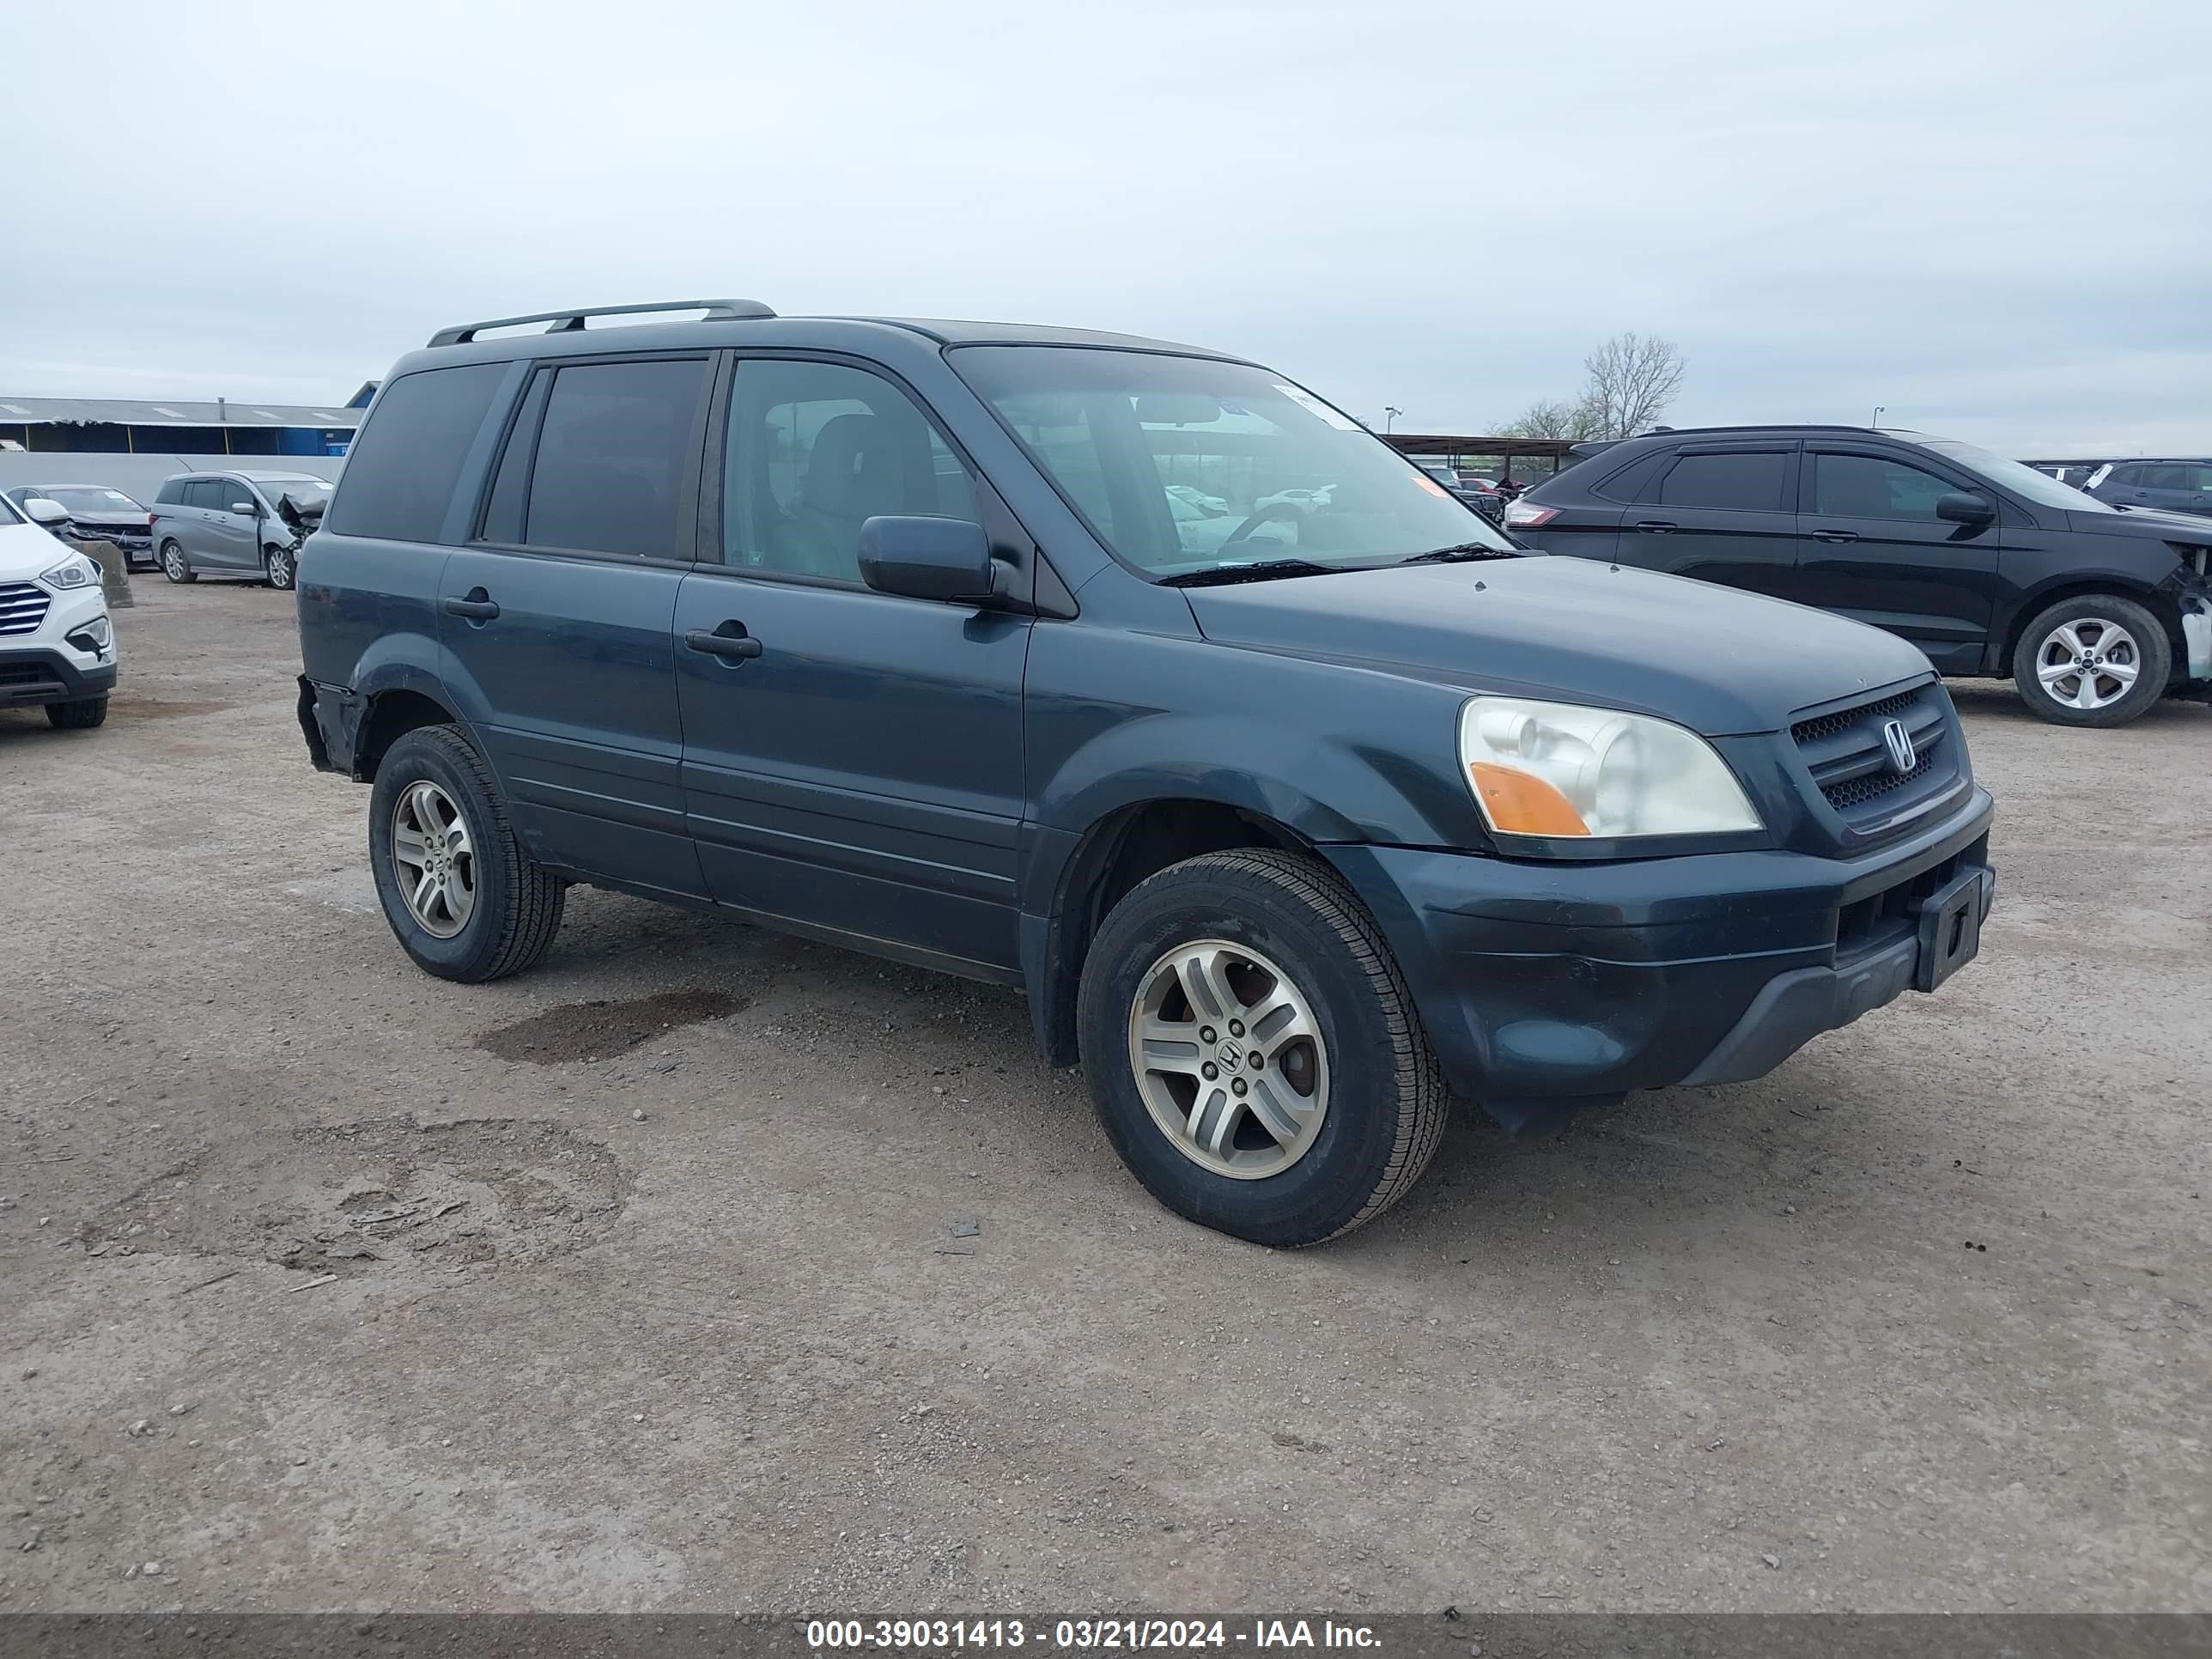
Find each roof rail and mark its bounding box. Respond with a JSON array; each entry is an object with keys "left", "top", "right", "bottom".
[{"left": 426, "top": 299, "right": 776, "bottom": 349}]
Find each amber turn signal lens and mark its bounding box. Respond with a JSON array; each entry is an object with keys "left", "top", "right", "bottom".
[{"left": 1468, "top": 763, "right": 1590, "bottom": 836}]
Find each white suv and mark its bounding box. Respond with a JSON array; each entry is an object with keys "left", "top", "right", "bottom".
[{"left": 0, "top": 492, "right": 117, "bottom": 729}]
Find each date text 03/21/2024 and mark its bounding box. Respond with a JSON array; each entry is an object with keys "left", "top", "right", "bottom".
[{"left": 805, "top": 1620, "right": 1382, "bottom": 1651}]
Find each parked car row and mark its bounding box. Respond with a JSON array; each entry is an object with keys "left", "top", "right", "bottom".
[
  {"left": 1506, "top": 425, "right": 2212, "bottom": 727},
  {"left": 1, "top": 472, "right": 335, "bottom": 590}
]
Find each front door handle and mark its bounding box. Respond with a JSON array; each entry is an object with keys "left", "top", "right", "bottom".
[
  {"left": 1632, "top": 520, "right": 1678, "bottom": 534},
  {"left": 1810, "top": 529, "right": 1860, "bottom": 544},
  {"left": 685, "top": 623, "right": 764, "bottom": 661},
  {"left": 441, "top": 592, "right": 500, "bottom": 619}
]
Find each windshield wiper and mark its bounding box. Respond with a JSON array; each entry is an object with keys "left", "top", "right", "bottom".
[
  {"left": 1395, "top": 542, "right": 1521, "bottom": 565},
  {"left": 1158, "top": 558, "right": 1346, "bottom": 588}
]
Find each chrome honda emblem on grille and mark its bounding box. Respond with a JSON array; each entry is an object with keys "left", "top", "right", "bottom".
[{"left": 1881, "top": 718, "right": 1917, "bottom": 775}]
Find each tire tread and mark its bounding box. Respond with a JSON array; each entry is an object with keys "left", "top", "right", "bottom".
[{"left": 388, "top": 724, "right": 565, "bottom": 981}]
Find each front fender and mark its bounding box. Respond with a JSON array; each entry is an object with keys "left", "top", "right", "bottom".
[{"left": 1025, "top": 623, "right": 1488, "bottom": 854}]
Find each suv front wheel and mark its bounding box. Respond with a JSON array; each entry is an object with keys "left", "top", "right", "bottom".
[
  {"left": 264, "top": 544, "right": 297, "bottom": 591},
  {"left": 368, "top": 724, "right": 566, "bottom": 981},
  {"left": 2012, "top": 594, "right": 2171, "bottom": 727},
  {"left": 1077, "top": 848, "right": 1449, "bottom": 1247}
]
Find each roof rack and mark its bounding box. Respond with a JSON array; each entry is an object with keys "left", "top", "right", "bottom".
[{"left": 427, "top": 299, "right": 776, "bottom": 349}]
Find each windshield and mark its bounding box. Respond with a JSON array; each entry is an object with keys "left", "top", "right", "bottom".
[
  {"left": 951, "top": 346, "right": 1516, "bottom": 576},
  {"left": 1920, "top": 438, "right": 2117, "bottom": 514},
  {"left": 42, "top": 486, "right": 144, "bottom": 513}
]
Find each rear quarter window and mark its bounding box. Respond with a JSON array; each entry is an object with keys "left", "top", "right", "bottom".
[
  {"left": 1588, "top": 450, "right": 1669, "bottom": 503},
  {"left": 325, "top": 363, "right": 509, "bottom": 544}
]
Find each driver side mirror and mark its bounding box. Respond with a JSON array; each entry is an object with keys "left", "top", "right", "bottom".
[
  {"left": 230, "top": 499, "right": 260, "bottom": 516},
  {"left": 859, "top": 515, "right": 1007, "bottom": 605},
  {"left": 24, "top": 498, "right": 69, "bottom": 527},
  {"left": 1935, "top": 491, "right": 1995, "bottom": 526}
]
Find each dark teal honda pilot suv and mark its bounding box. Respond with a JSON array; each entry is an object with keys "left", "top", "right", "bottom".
[{"left": 297, "top": 299, "right": 1996, "bottom": 1246}]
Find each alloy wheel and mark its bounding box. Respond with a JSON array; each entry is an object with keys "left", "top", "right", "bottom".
[
  {"left": 2034, "top": 617, "right": 2140, "bottom": 712},
  {"left": 391, "top": 780, "right": 477, "bottom": 939},
  {"left": 1127, "top": 938, "right": 1330, "bottom": 1179}
]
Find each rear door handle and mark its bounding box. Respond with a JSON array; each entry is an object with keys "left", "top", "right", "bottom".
[
  {"left": 685, "top": 623, "right": 763, "bottom": 661},
  {"left": 1810, "top": 529, "right": 1859, "bottom": 544},
  {"left": 441, "top": 594, "right": 501, "bottom": 619},
  {"left": 1632, "top": 520, "right": 1678, "bottom": 534}
]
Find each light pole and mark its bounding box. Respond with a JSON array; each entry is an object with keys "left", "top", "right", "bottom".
[
  {"left": 1383, "top": 406, "right": 1403, "bottom": 434},
  {"left": 1871, "top": 404, "right": 1885, "bottom": 428}
]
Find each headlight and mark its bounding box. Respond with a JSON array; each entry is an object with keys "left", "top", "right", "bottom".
[
  {"left": 38, "top": 556, "right": 97, "bottom": 592},
  {"left": 1459, "top": 696, "right": 1760, "bottom": 840}
]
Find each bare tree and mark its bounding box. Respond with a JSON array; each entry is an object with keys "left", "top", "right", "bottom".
[
  {"left": 1496, "top": 398, "right": 1599, "bottom": 441},
  {"left": 1577, "top": 332, "right": 1685, "bottom": 440}
]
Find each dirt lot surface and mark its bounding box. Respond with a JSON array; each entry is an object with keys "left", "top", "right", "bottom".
[{"left": 3, "top": 582, "right": 2208, "bottom": 1614}]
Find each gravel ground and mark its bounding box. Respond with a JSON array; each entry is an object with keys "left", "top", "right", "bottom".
[{"left": 2, "top": 581, "right": 2207, "bottom": 1613}]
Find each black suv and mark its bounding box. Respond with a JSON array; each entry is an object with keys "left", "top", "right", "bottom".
[
  {"left": 1507, "top": 426, "right": 2212, "bottom": 727},
  {"left": 296, "top": 302, "right": 1995, "bottom": 1246}
]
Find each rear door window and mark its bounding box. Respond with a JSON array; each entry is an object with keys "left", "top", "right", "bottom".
[
  {"left": 520, "top": 358, "right": 710, "bottom": 557},
  {"left": 1655, "top": 451, "right": 1790, "bottom": 511}
]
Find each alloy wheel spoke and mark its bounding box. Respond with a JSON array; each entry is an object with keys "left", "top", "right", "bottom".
[
  {"left": 1187, "top": 1087, "right": 1242, "bottom": 1158},
  {"left": 2100, "top": 657, "right": 2137, "bottom": 686},
  {"left": 392, "top": 823, "right": 428, "bottom": 864},
  {"left": 2037, "top": 658, "right": 2075, "bottom": 686},
  {"left": 1138, "top": 1017, "right": 1206, "bottom": 1075},
  {"left": 1176, "top": 946, "right": 1237, "bottom": 1024},
  {"left": 2052, "top": 623, "right": 2087, "bottom": 657},
  {"left": 1244, "top": 1078, "right": 1307, "bottom": 1148}
]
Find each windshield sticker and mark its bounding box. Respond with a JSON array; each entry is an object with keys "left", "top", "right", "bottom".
[{"left": 1272, "top": 384, "right": 1362, "bottom": 431}]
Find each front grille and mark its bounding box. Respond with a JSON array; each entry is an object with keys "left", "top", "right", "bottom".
[
  {"left": 1791, "top": 688, "right": 1922, "bottom": 747},
  {"left": 1790, "top": 678, "right": 1962, "bottom": 836},
  {"left": 0, "top": 581, "right": 51, "bottom": 638}
]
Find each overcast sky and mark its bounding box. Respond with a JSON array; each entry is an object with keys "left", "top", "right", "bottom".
[{"left": 9, "top": 0, "right": 2207, "bottom": 455}]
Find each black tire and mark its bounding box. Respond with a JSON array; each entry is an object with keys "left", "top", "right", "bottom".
[
  {"left": 368, "top": 724, "right": 566, "bottom": 983},
  {"left": 160, "top": 541, "right": 196, "bottom": 584},
  {"left": 1077, "top": 848, "right": 1449, "bottom": 1248},
  {"left": 264, "top": 544, "right": 297, "bottom": 591},
  {"left": 46, "top": 696, "right": 108, "bottom": 730},
  {"left": 2011, "top": 593, "right": 2171, "bottom": 728}
]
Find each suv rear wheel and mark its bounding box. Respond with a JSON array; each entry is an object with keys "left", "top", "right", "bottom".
[
  {"left": 2012, "top": 594, "right": 2170, "bottom": 727},
  {"left": 1077, "top": 848, "right": 1449, "bottom": 1247},
  {"left": 368, "top": 724, "right": 566, "bottom": 981}
]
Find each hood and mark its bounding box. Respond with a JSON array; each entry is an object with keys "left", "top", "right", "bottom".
[
  {"left": 1182, "top": 556, "right": 1935, "bottom": 737},
  {"left": 0, "top": 518, "right": 70, "bottom": 582},
  {"left": 2069, "top": 505, "right": 2212, "bottom": 544}
]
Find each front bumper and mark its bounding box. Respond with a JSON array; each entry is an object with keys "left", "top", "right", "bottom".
[
  {"left": 1324, "top": 787, "right": 1996, "bottom": 1131},
  {"left": 0, "top": 646, "right": 118, "bottom": 707}
]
